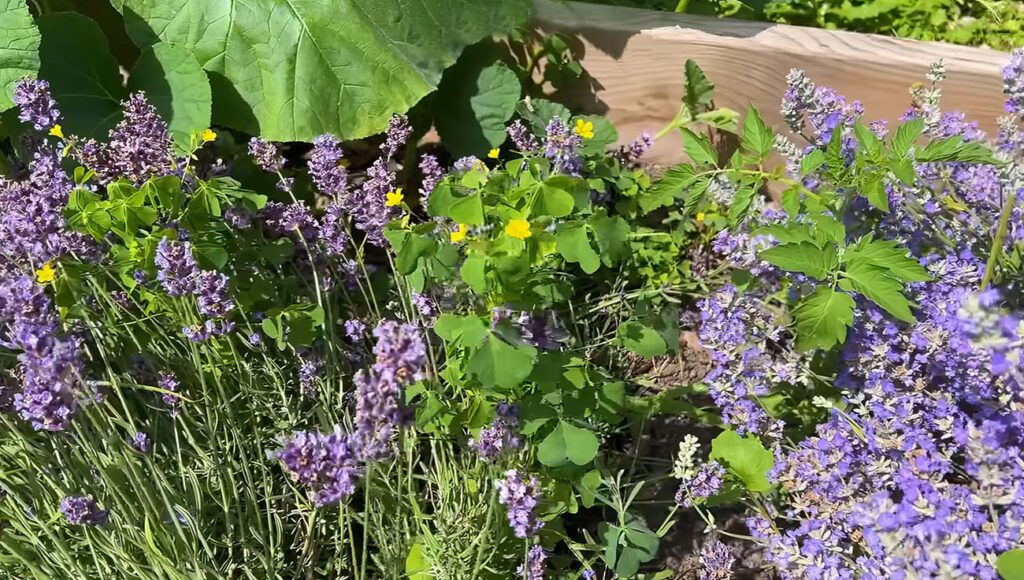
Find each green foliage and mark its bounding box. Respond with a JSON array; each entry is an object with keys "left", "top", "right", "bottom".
[
  {"left": 112, "top": 0, "right": 531, "bottom": 140},
  {"left": 126, "top": 42, "right": 211, "bottom": 148},
  {"left": 0, "top": 0, "right": 39, "bottom": 112},
  {"left": 709, "top": 430, "right": 774, "bottom": 492},
  {"left": 998, "top": 549, "right": 1024, "bottom": 580}
]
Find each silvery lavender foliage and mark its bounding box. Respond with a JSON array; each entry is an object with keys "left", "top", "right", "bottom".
[
  {"left": 543, "top": 116, "right": 582, "bottom": 176},
  {"left": 1, "top": 274, "right": 81, "bottom": 431},
  {"left": 497, "top": 469, "right": 543, "bottom": 539},
  {"left": 276, "top": 427, "right": 361, "bottom": 506},
  {"left": 308, "top": 134, "right": 348, "bottom": 198},
  {"left": 469, "top": 403, "right": 522, "bottom": 461},
  {"left": 346, "top": 115, "right": 411, "bottom": 246},
  {"left": 518, "top": 545, "right": 546, "bottom": 580},
  {"left": 698, "top": 539, "right": 735, "bottom": 580},
  {"left": 76, "top": 92, "right": 173, "bottom": 184},
  {"left": 418, "top": 153, "right": 442, "bottom": 208},
  {"left": 507, "top": 119, "right": 539, "bottom": 152},
  {"left": 354, "top": 321, "right": 426, "bottom": 458},
  {"left": 155, "top": 239, "right": 199, "bottom": 297},
  {"left": 11, "top": 78, "right": 61, "bottom": 131},
  {"left": 60, "top": 495, "right": 108, "bottom": 526}
]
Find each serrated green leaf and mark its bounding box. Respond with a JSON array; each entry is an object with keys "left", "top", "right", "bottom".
[
  {"left": 728, "top": 182, "right": 759, "bottom": 224},
  {"left": 853, "top": 120, "right": 883, "bottom": 161},
  {"left": 800, "top": 149, "right": 826, "bottom": 175},
  {"left": 709, "top": 430, "right": 774, "bottom": 492},
  {"left": 683, "top": 59, "right": 714, "bottom": 115},
  {"left": 754, "top": 224, "right": 815, "bottom": 245},
  {"left": 862, "top": 175, "right": 890, "bottom": 212},
  {"left": 127, "top": 41, "right": 212, "bottom": 148},
  {"left": 915, "top": 135, "right": 999, "bottom": 164},
  {"left": 760, "top": 242, "right": 837, "bottom": 281},
  {"left": 845, "top": 237, "right": 930, "bottom": 282},
  {"left": 842, "top": 260, "right": 915, "bottom": 322},
  {"left": 115, "top": 0, "right": 530, "bottom": 140},
  {"left": 891, "top": 118, "right": 924, "bottom": 158},
  {"left": 515, "top": 98, "right": 571, "bottom": 137},
  {"left": 641, "top": 164, "right": 696, "bottom": 213},
  {"left": 681, "top": 128, "right": 717, "bottom": 166},
  {"left": 781, "top": 187, "right": 800, "bottom": 219},
  {"left": 741, "top": 105, "right": 773, "bottom": 159},
  {"left": 793, "top": 286, "right": 855, "bottom": 351},
  {"left": 0, "top": 0, "right": 40, "bottom": 112}
]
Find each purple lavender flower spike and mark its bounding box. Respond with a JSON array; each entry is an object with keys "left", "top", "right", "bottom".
[
  {"left": 77, "top": 92, "right": 173, "bottom": 184},
  {"left": 194, "top": 271, "right": 234, "bottom": 318},
  {"left": 309, "top": 134, "right": 348, "bottom": 197},
  {"left": 159, "top": 372, "right": 180, "bottom": 410},
  {"left": 1003, "top": 48, "right": 1024, "bottom": 115},
  {"left": 12, "top": 78, "right": 61, "bottom": 131},
  {"left": 318, "top": 201, "right": 349, "bottom": 257},
  {"left": 132, "top": 431, "right": 150, "bottom": 453},
  {"left": 453, "top": 156, "right": 479, "bottom": 172},
  {"left": 698, "top": 539, "right": 735, "bottom": 580},
  {"left": 60, "top": 496, "right": 108, "bottom": 526},
  {"left": 543, "top": 116, "right": 582, "bottom": 176},
  {"left": 518, "top": 545, "right": 546, "bottom": 580},
  {"left": 298, "top": 355, "right": 322, "bottom": 398},
  {"left": 418, "top": 153, "right": 443, "bottom": 208},
  {"left": 155, "top": 239, "right": 199, "bottom": 297},
  {"left": 469, "top": 403, "right": 522, "bottom": 461},
  {"left": 277, "top": 427, "right": 361, "bottom": 506},
  {"left": 507, "top": 119, "right": 539, "bottom": 151},
  {"left": 617, "top": 131, "right": 653, "bottom": 166},
  {"left": 497, "top": 469, "right": 543, "bottom": 538},
  {"left": 248, "top": 137, "right": 285, "bottom": 173},
  {"left": 344, "top": 319, "right": 367, "bottom": 343}
]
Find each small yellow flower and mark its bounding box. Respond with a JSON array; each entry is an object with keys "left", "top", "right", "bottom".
[
  {"left": 696, "top": 212, "right": 705, "bottom": 223},
  {"left": 505, "top": 219, "right": 532, "bottom": 240},
  {"left": 385, "top": 188, "right": 404, "bottom": 207},
  {"left": 35, "top": 262, "right": 56, "bottom": 284},
  {"left": 49, "top": 124, "right": 64, "bottom": 139},
  {"left": 487, "top": 148, "right": 500, "bottom": 159},
  {"left": 450, "top": 223, "right": 468, "bottom": 243},
  {"left": 200, "top": 128, "right": 217, "bottom": 143},
  {"left": 574, "top": 119, "right": 594, "bottom": 140}
]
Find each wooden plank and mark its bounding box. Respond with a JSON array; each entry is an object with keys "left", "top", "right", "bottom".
[{"left": 532, "top": 0, "right": 1009, "bottom": 166}]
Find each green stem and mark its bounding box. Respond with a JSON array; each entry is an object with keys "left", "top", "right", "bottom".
[{"left": 981, "top": 190, "right": 1017, "bottom": 290}]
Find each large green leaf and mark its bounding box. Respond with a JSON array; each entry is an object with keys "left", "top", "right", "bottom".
[
  {"left": 537, "top": 420, "right": 600, "bottom": 467},
  {"left": 37, "top": 13, "right": 126, "bottom": 138},
  {"left": 709, "top": 430, "right": 774, "bottom": 492},
  {"left": 434, "top": 46, "right": 521, "bottom": 159},
  {"left": 467, "top": 332, "right": 536, "bottom": 390},
  {"left": 997, "top": 549, "right": 1024, "bottom": 580},
  {"left": 127, "top": 41, "right": 212, "bottom": 148},
  {"left": 0, "top": 0, "right": 40, "bottom": 112},
  {"left": 760, "top": 242, "right": 837, "bottom": 281},
  {"left": 114, "top": 0, "right": 531, "bottom": 140}
]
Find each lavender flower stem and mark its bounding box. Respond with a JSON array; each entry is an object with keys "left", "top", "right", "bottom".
[{"left": 980, "top": 190, "right": 1017, "bottom": 290}]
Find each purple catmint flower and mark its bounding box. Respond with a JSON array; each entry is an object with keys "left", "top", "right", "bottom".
[
  {"left": 507, "top": 119, "right": 539, "bottom": 151},
  {"left": 298, "top": 355, "right": 321, "bottom": 397},
  {"left": 261, "top": 201, "right": 317, "bottom": 241},
  {"left": 76, "top": 92, "right": 173, "bottom": 184},
  {"left": 2, "top": 273, "right": 81, "bottom": 431},
  {"left": 354, "top": 321, "right": 426, "bottom": 458},
  {"left": 182, "top": 319, "right": 234, "bottom": 342},
  {"left": 1003, "top": 48, "right": 1024, "bottom": 115},
  {"left": 318, "top": 201, "right": 349, "bottom": 257},
  {"left": 411, "top": 291, "right": 438, "bottom": 319},
  {"left": 469, "top": 403, "right": 522, "bottom": 461},
  {"left": 617, "top": 131, "right": 653, "bottom": 166},
  {"left": 344, "top": 319, "right": 367, "bottom": 343},
  {"left": 309, "top": 134, "right": 348, "bottom": 197},
  {"left": 247, "top": 332, "right": 262, "bottom": 346},
  {"left": 382, "top": 114, "right": 412, "bottom": 158},
  {"left": 453, "top": 156, "right": 479, "bottom": 172},
  {"left": 132, "top": 270, "right": 147, "bottom": 285},
  {"left": 224, "top": 207, "right": 253, "bottom": 229},
  {"left": 543, "top": 117, "right": 582, "bottom": 176},
  {"left": 60, "top": 496, "right": 108, "bottom": 526},
  {"left": 277, "top": 427, "right": 361, "bottom": 506},
  {"left": 675, "top": 461, "right": 726, "bottom": 507},
  {"left": 418, "top": 153, "right": 442, "bottom": 208},
  {"left": 518, "top": 545, "right": 546, "bottom": 580},
  {"left": 155, "top": 239, "right": 199, "bottom": 297},
  {"left": 12, "top": 78, "right": 61, "bottom": 131},
  {"left": 497, "top": 469, "right": 543, "bottom": 538},
  {"left": 158, "top": 372, "right": 180, "bottom": 410},
  {"left": 248, "top": 137, "right": 285, "bottom": 173},
  {"left": 698, "top": 539, "right": 735, "bottom": 580},
  {"left": 131, "top": 431, "right": 150, "bottom": 453},
  {"left": 194, "top": 271, "right": 234, "bottom": 318}
]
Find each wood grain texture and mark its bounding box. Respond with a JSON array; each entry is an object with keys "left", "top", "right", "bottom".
[{"left": 533, "top": 0, "right": 1009, "bottom": 166}]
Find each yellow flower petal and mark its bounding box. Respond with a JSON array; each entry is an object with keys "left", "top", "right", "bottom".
[
  {"left": 200, "top": 128, "right": 217, "bottom": 143},
  {"left": 505, "top": 219, "right": 532, "bottom": 240},
  {"left": 385, "top": 188, "right": 404, "bottom": 207},
  {"left": 487, "top": 148, "right": 500, "bottom": 159},
  {"left": 49, "top": 124, "right": 64, "bottom": 139},
  {"left": 696, "top": 212, "right": 705, "bottom": 223},
  {"left": 450, "top": 223, "right": 468, "bottom": 243},
  {"left": 574, "top": 119, "right": 594, "bottom": 140},
  {"left": 35, "top": 262, "right": 56, "bottom": 284}
]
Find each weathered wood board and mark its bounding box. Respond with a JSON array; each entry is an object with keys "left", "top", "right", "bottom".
[{"left": 533, "top": 0, "right": 1010, "bottom": 166}]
